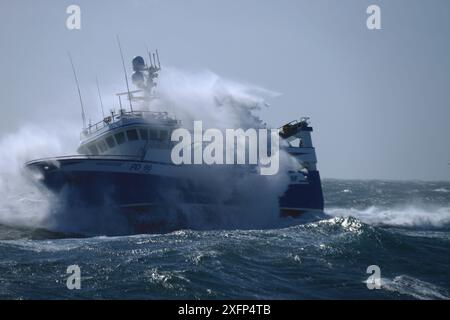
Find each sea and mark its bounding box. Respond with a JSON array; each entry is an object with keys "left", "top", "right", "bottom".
[{"left": 0, "top": 179, "right": 449, "bottom": 299}]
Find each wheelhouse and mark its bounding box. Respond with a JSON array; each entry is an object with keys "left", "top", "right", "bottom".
[{"left": 77, "top": 110, "right": 180, "bottom": 157}]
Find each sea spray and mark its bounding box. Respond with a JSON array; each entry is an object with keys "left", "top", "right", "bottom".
[
  {"left": 150, "top": 68, "right": 280, "bottom": 130},
  {"left": 0, "top": 124, "right": 76, "bottom": 229},
  {"left": 1, "top": 67, "right": 299, "bottom": 234},
  {"left": 142, "top": 67, "right": 295, "bottom": 230},
  {"left": 324, "top": 179, "right": 450, "bottom": 229},
  {"left": 327, "top": 205, "right": 450, "bottom": 229}
]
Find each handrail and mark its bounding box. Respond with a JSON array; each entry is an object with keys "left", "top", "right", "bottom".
[{"left": 82, "top": 110, "right": 179, "bottom": 137}]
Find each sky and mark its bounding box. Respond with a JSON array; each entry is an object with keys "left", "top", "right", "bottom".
[{"left": 0, "top": 0, "right": 449, "bottom": 181}]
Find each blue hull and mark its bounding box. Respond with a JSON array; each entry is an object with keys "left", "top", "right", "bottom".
[
  {"left": 280, "top": 170, "right": 324, "bottom": 216},
  {"left": 26, "top": 159, "right": 324, "bottom": 230}
]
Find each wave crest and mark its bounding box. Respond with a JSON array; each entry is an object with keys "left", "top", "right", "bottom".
[
  {"left": 382, "top": 275, "right": 449, "bottom": 300},
  {"left": 327, "top": 206, "right": 450, "bottom": 229}
]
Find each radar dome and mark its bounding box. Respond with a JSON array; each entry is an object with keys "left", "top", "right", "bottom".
[{"left": 132, "top": 56, "right": 145, "bottom": 72}]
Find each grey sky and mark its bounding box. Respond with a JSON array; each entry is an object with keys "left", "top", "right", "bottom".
[{"left": 0, "top": 0, "right": 449, "bottom": 180}]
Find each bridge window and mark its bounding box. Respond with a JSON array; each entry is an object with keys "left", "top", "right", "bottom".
[
  {"left": 88, "top": 144, "right": 99, "bottom": 155},
  {"left": 149, "top": 129, "right": 158, "bottom": 140},
  {"left": 160, "top": 130, "right": 168, "bottom": 140},
  {"left": 97, "top": 140, "right": 107, "bottom": 153},
  {"left": 126, "top": 129, "right": 139, "bottom": 141},
  {"left": 115, "top": 132, "right": 126, "bottom": 144},
  {"left": 106, "top": 136, "right": 116, "bottom": 148},
  {"left": 139, "top": 129, "right": 148, "bottom": 140}
]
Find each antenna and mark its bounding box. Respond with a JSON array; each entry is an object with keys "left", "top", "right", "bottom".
[
  {"left": 147, "top": 49, "right": 154, "bottom": 68},
  {"left": 95, "top": 77, "right": 105, "bottom": 119},
  {"left": 156, "top": 49, "right": 161, "bottom": 69},
  {"left": 68, "top": 52, "right": 86, "bottom": 129},
  {"left": 116, "top": 35, "right": 133, "bottom": 112},
  {"left": 152, "top": 53, "right": 157, "bottom": 68}
]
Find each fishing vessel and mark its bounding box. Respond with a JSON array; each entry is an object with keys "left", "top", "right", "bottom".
[{"left": 25, "top": 50, "right": 324, "bottom": 232}]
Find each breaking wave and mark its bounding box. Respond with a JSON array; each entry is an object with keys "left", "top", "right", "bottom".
[
  {"left": 1, "top": 215, "right": 449, "bottom": 299},
  {"left": 327, "top": 206, "right": 450, "bottom": 229},
  {"left": 0, "top": 125, "right": 75, "bottom": 230},
  {"left": 381, "top": 275, "right": 449, "bottom": 300},
  {"left": 141, "top": 68, "right": 294, "bottom": 231}
]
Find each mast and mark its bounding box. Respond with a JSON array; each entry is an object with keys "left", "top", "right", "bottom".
[
  {"left": 156, "top": 49, "right": 161, "bottom": 69},
  {"left": 116, "top": 35, "right": 133, "bottom": 112},
  {"left": 96, "top": 77, "right": 105, "bottom": 118},
  {"left": 68, "top": 52, "right": 86, "bottom": 129}
]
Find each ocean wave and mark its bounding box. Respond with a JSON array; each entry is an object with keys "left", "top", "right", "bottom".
[
  {"left": 327, "top": 206, "right": 450, "bottom": 229},
  {"left": 0, "top": 219, "right": 449, "bottom": 299},
  {"left": 302, "top": 216, "right": 369, "bottom": 236},
  {"left": 382, "top": 275, "right": 449, "bottom": 300},
  {"left": 433, "top": 188, "right": 450, "bottom": 193}
]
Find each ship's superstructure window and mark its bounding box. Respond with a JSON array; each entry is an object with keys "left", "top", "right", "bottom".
[
  {"left": 115, "top": 132, "right": 126, "bottom": 144},
  {"left": 126, "top": 129, "right": 139, "bottom": 141},
  {"left": 160, "top": 130, "right": 168, "bottom": 140},
  {"left": 149, "top": 129, "right": 158, "bottom": 140},
  {"left": 106, "top": 136, "right": 116, "bottom": 148},
  {"left": 139, "top": 129, "right": 148, "bottom": 140},
  {"left": 88, "top": 144, "right": 99, "bottom": 155},
  {"left": 97, "top": 140, "right": 107, "bottom": 153}
]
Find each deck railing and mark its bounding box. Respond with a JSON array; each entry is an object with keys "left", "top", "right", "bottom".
[{"left": 82, "top": 110, "right": 179, "bottom": 137}]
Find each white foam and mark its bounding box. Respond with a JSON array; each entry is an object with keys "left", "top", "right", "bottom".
[
  {"left": 0, "top": 124, "right": 77, "bottom": 229},
  {"left": 327, "top": 206, "right": 450, "bottom": 228},
  {"left": 382, "top": 275, "right": 449, "bottom": 300},
  {"left": 142, "top": 68, "right": 294, "bottom": 230},
  {"left": 433, "top": 188, "right": 450, "bottom": 193}
]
